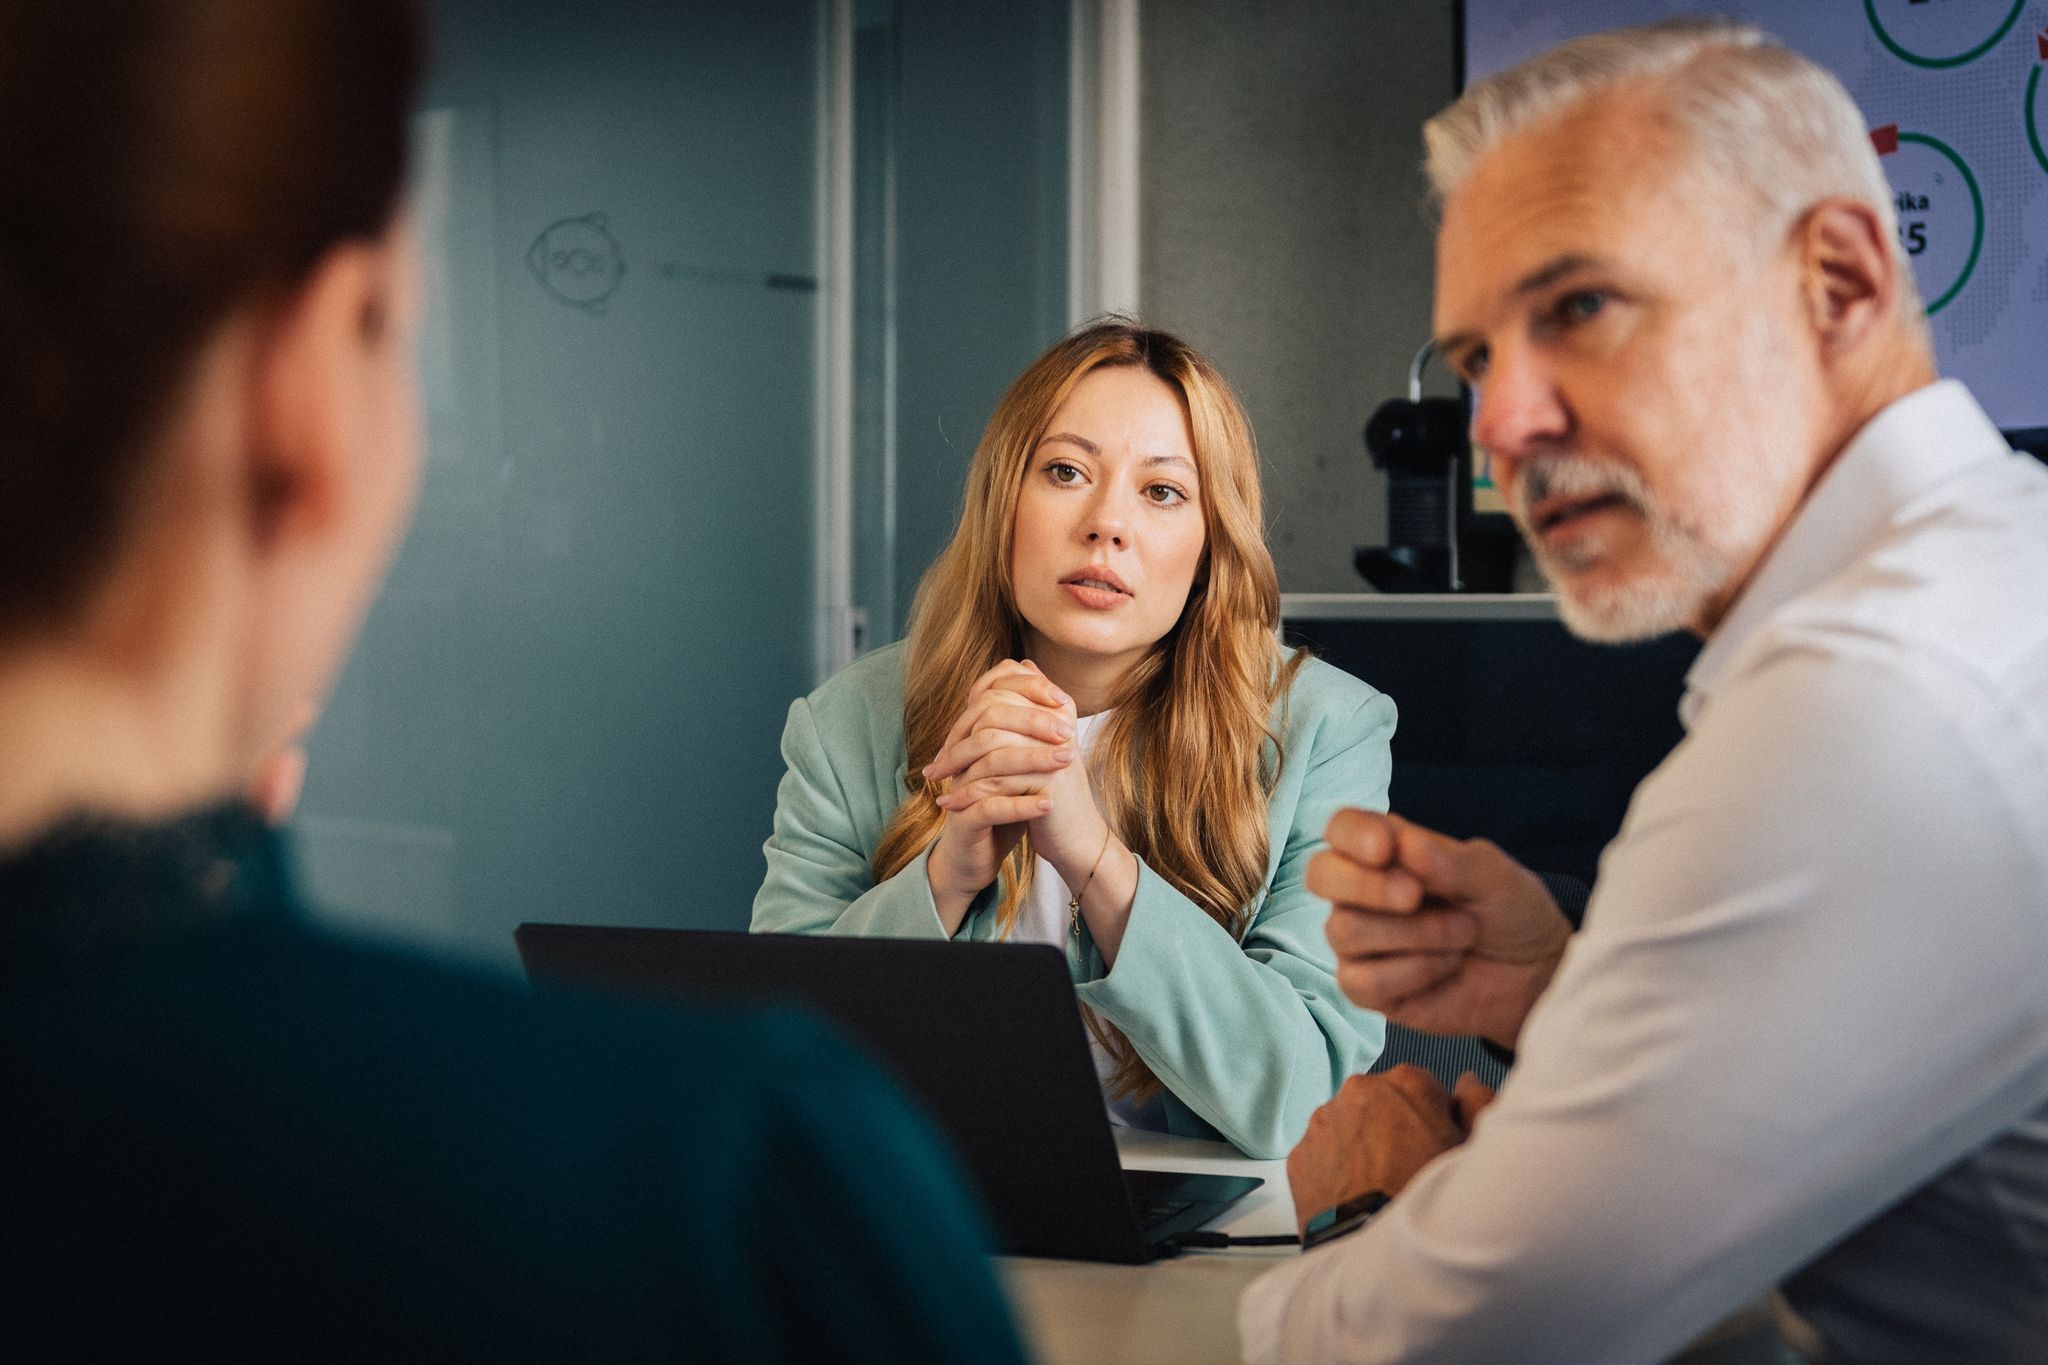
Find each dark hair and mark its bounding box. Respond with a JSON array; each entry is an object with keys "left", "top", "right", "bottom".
[{"left": 0, "top": 1, "right": 425, "bottom": 636}]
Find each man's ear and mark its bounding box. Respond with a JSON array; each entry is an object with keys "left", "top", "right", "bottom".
[
  {"left": 1796, "top": 198, "right": 1900, "bottom": 362},
  {"left": 244, "top": 242, "right": 391, "bottom": 555}
]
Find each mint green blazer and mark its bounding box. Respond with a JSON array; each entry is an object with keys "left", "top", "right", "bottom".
[{"left": 750, "top": 642, "right": 1395, "bottom": 1158}]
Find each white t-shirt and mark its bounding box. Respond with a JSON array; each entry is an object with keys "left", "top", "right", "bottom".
[{"left": 1008, "top": 708, "right": 1170, "bottom": 1132}]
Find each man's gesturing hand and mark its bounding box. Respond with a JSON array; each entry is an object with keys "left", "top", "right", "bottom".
[{"left": 1309, "top": 810, "right": 1571, "bottom": 1050}]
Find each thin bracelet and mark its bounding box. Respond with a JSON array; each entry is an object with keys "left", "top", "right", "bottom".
[{"left": 1066, "top": 826, "right": 1114, "bottom": 942}]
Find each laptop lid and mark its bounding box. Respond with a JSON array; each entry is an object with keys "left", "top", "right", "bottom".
[{"left": 514, "top": 924, "right": 1157, "bottom": 1262}]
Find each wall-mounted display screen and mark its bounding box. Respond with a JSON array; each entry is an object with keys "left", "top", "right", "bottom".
[{"left": 1463, "top": 1, "right": 2048, "bottom": 437}]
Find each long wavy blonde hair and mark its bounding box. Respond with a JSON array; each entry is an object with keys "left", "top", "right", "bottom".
[{"left": 871, "top": 319, "right": 1307, "bottom": 1101}]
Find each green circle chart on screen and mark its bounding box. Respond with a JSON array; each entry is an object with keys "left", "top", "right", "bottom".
[
  {"left": 1883, "top": 132, "right": 1984, "bottom": 314},
  {"left": 1863, "top": 0, "right": 2025, "bottom": 69},
  {"left": 2030, "top": 66, "right": 2048, "bottom": 177}
]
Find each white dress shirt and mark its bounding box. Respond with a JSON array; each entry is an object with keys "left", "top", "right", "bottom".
[{"left": 1240, "top": 381, "right": 2048, "bottom": 1363}]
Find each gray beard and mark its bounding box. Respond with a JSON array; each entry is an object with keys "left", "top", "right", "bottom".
[{"left": 1512, "top": 455, "right": 1742, "bottom": 644}]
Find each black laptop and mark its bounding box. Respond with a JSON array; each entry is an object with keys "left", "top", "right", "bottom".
[{"left": 514, "top": 924, "right": 1262, "bottom": 1263}]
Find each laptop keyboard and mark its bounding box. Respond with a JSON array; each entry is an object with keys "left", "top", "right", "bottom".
[
  {"left": 1124, "top": 1170, "right": 1204, "bottom": 1233},
  {"left": 1130, "top": 1193, "right": 1197, "bottom": 1229}
]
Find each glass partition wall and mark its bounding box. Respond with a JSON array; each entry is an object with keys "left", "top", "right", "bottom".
[{"left": 299, "top": 0, "right": 1071, "bottom": 964}]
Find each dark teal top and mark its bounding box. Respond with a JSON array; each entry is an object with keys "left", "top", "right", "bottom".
[{"left": 0, "top": 804, "right": 1027, "bottom": 1362}]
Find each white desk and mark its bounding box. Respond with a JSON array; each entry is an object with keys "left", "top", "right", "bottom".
[
  {"left": 998, "top": 1129, "right": 1292, "bottom": 1365},
  {"left": 997, "top": 1130, "right": 1789, "bottom": 1365}
]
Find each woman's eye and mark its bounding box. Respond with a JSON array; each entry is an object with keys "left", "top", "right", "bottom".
[
  {"left": 1046, "top": 461, "right": 1083, "bottom": 484},
  {"left": 1145, "top": 483, "right": 1188, "bottom": 506}
]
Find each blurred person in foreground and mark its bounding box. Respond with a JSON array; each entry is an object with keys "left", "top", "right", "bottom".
[
  {"left": 0, "top": 4, "right": 1024, "bottom": 1360},
  {"left": 1243, "top": 19, "right": 2048, "bottom": 1365}
]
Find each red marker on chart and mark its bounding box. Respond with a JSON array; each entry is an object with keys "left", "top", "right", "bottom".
[{"left": 1871, "top": 123, "right": 1900, "bottom": 156}]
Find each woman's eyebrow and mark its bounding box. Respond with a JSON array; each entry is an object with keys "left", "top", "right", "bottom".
[{"left": 1036, "top": 431, "right": 1100, "bottom": 454}]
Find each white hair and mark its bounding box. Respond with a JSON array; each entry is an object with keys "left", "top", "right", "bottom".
[{"left": 1425, "top": 18, "right": 1927, "bottom": 329}]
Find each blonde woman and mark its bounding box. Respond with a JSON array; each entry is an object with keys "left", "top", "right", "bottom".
[{"left": 752, "top": 321, "right": 1394, "bottom": 1158}]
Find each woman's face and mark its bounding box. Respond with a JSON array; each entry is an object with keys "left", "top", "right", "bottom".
[{"left": 1009, "top": 364, "right": 1208, "bottom": 683}]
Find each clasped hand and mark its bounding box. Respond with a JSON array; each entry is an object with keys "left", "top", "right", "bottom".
[{"left": 921, "top": 660, "right": 1108, "bottom": 914}]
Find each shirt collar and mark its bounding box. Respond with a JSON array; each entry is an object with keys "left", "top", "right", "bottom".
[{"left": 1680, "top": 380, "right": 2011, "bottom": 728}]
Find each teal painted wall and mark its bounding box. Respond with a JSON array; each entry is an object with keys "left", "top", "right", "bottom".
[
  {"left": 297, "top": 0, "right": 822, "bottom": 964},
  {"left": 861, "top": 0, "right": 1072, "bottom": 641}
]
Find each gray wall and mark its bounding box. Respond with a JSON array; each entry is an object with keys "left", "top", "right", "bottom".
[
  {"left": 1141, "top": 0, "right": 1459, "bottom": 592},
  {"left": 885, "top": 0, "right": 1071, "bottom": 635}
]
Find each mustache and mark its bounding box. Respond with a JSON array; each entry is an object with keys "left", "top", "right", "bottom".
[{"left": 1514, "top": 455, "right": 1654, "bottom": 524}]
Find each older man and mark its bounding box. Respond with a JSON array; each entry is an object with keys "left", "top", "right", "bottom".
[{"left": 1240, "top": 19, "right": 2048, "bottom": 1365}]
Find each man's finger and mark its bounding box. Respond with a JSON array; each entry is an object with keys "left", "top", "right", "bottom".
[
  {"left": 1393, "top": 820, "right": 1514, "bottom": 902},
  {"left": 1374, "top": 975, "right": 1501, "bottom": 1039},
  {"left": 1325, "top": 904, "right": 1476, "bottom": 958},
  {"left": 1452, "top": 1072, "right": 1498, "bottom": 1132},
  {"left": 1308, "top": 849, "right": 1426, "bottom": 914},
  {"left": 1334, "top": 951, "right": 1463, "bottom": 1011},
  {"left": 1323, "top": 808, "right": 1399, "bottom": 867},
  {"left": 1381, "top": 1063, "right": 1454, "bottom": 1108}
]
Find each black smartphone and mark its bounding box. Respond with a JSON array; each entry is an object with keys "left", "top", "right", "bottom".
[{"left": 1300, "top": 1190, "right": 1389, "bottom": 1251}]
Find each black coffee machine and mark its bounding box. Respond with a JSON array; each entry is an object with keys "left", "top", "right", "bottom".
[{"left": 1355, "top": 341, "right": 1518, "bottom": 593}]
